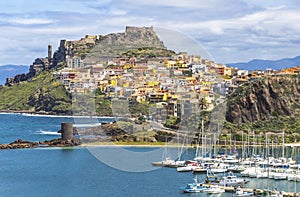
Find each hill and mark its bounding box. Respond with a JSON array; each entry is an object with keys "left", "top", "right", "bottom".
[
  {"left": 0, "top": 70, "right": 72, "bottom": 114},
  {"left": 0, "top": 65, "right": 29, "bottom": 85},
  {"left": 0, "top": 26, "right": 169, "bottom": 116},
  {"left": 227, "top": 55, "right": 300, "bottom": 70},
  {"left": 52, "top": 26, "right": 166, "bottom": 66}
]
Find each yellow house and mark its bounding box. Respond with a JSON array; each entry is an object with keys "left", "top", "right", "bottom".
[{"left": 164, "top": 60, "right": 177, "bottom": 68}]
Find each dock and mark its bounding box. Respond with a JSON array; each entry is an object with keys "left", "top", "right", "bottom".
[{"left": 202, "top": 184, "right": 300, "bottom": 197}]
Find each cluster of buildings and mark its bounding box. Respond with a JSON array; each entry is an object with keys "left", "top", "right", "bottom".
[
  {"left": 54, "top": 51, "right": 286, "bottom": 121},
  {"left": 6, "top": 35, "right": 300, "bottom": 121}
]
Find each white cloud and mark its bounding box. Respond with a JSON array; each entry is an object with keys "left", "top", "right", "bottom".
[
  {"left": 7, "top": 18, "right": 54, "bottom": 25},
  {"left": 108, "top": 9, "right": 127, "bottom": 16},
  {"left": 122, "top": 0, "right": 210, "bottom": 9},
  {"left": 1, "top": 0, "right": 300, "bottom": 65}
]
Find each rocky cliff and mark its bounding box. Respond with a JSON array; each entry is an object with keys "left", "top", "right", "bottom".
[
  {"left": 52, "top": 26, "right": 166, "bottom": 66},
  {"left": 226, "top": 76, "right": 300, "bottom": 124}
]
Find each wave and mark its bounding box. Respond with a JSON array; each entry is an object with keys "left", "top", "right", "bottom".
[
  {"left": 73, "top": 123, "right": 102, "bottom": 128},
  {"left": 36, "top": 131, "right": 61, "bottom": 135},
  {"left": 20, "top": 113, "right": 115, "bottom": 119},
  {"left": 21, "top": 113, "right": 73, "bottom": 118},
  {"left": 0, "top": 112, "right": 20, "bottom": 115}
]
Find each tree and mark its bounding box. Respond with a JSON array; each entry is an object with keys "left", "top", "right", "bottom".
[{"left": 198, "top": 97, "right": 208, "bottom": 110}]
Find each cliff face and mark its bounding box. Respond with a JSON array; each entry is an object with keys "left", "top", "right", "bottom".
[
  {"left": 52, "top": 26, "right": 166, "bottom": 66},
  {"left": 95, "top": 26, "right": 165, "bottom": 49},
  {"left": 226, "top": 76, "right": 300, "bottom": 123}
]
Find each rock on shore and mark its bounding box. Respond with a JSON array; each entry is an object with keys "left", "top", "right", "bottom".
[{"left": 0, "top": 138, "right": 81, "bottom": 149}]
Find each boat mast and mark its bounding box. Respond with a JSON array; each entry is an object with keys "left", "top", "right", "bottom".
[
  {"left": 204, "top": 135, "right": 207, "bottom": 157},
  {"left": 229, "top": 130, "right": 232, "bottom": 154},
  {"left": 201, "top": 119, "right": 204, "bottom": 157},
  {"left": 247, "top": 134, "right": 250, "bottom": 158},
  {"left": 252, "top": 130, "right": 255, "bottom": 157},
  {"left": 265, "top": 133, "right": 268, "bottom": 159},
  {"left": 242, "top": 131, "right": 244, "bottom": 159},
  {"left": 195, "top": 120, "right": 202, "bottom": 159},
  {"left": 282, "top": 130, "right": 285, "bottom": 158}
]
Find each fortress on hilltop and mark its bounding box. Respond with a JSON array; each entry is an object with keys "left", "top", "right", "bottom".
[{"left": 6, "top": 26, "right": 164, "bottom": 85}]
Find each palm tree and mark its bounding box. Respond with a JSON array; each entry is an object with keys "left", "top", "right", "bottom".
[{"left": 198, "top": 97, "right": 208, "bottom": 111}]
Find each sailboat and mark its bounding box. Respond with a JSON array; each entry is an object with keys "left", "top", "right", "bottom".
[{"left": 151, "top": 138, "right": 180, "bottom": 167}]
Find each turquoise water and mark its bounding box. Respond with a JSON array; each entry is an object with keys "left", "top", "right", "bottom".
[
  {"left": 0, "top": 113, "right": 299, "bottom": 196},
  {"left": 0, "top": 113, "right": 114, "bottom": 144}
]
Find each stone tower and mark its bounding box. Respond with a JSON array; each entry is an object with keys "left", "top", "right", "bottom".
[
  {"left": 48, "top": 44, "right": 52, "bottom": 64},
  {"left": 59, "top": 122, "right": 74, "bottom": 141}
]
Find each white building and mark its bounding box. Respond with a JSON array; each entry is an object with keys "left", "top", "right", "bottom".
[
  {"left": 67, "top": 57, "right": 84, "bottom": 69},
  {"left": 190, "top": 64, "right": 207, "bottom": 74},
  {"left": 237, "top": 69, "right": 249, "bottom": 76}
]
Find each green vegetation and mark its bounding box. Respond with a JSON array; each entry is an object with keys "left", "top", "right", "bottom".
[
  {"left": 164, "top": 116, "right": 180, "bottom": 129},
  {"left": 0, "top": 70, "right": 72, "bottom": 114},
  {"left": 122, "top": 47, "right": 176, "bottom": 58},
  {"left": 74, "top": 43, "right": 95, "bottom": 60},
  {"left": 129, "top": 100, "right": 150, "bottom": 116},
  {"left": 84, "top": 141, "right": 168, "bottom": 146},
  {"left": 222, "top": 116, "right": 300, "bottom": 143},
  {"left": 95, "top": 97, "right": 113, "bottom": 116}
]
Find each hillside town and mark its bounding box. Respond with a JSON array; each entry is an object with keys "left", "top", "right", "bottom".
[
  {"left": 61, "top": 52, "right": 300, "bottom": 117},
  {"left": 5, "top": 27, "right": 300, "bottom": 122}
]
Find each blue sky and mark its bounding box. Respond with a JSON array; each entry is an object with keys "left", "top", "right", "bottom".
[{"left": 0, "top": 0, "right": 300, "bottom": 65}]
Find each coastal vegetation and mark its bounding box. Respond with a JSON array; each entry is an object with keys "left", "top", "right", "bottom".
[
  {"left": 224, "top": 75, "right": 300, "bottom": 143},
  {"left": 1, "top": 26, "right": 300, "bottom": 145},
  {"left": 122, "top": 47, "right": 175, "bottom": 58},
  {"left": 0, "top": 70, "right": 72, "bottom": 114},
  {"left": 1, "top": 68, "right": 300, "bottom": 144}
]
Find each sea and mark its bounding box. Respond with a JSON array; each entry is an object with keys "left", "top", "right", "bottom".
[{"left": 0, "top": 113, "right": 299, "bottom": 197}]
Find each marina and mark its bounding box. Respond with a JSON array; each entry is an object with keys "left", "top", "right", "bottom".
[
  {"left": 0, "top": 113, "right": 299, "bottom": 196},
  {"left": 152, "top": 137, "right": 300, "bottom": 196}
]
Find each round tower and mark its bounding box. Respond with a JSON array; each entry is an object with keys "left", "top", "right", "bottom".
[{"left": 61, "top": 122, "right": 74, "bottom": 141}]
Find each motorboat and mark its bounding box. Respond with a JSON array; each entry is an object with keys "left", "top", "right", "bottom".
[
  {"left": 287, "top": 173, "right": 300, "bottom": 182},
  {"left": 273, "top": 172, "right": 287, "bottom": 180},
  {"left": 192, "top": 166, "right": 207, "bottom": 174},
  {"left": 181, "top": 177, "right": 208, "bottom": 193},
  {"left": 177, "top": 165, "right": 198, "bottom": 172},
  {"left": 219, "top": 171, "right": 247, "bottom": 187},
  {"left": 227, "top": 165, "right": 246, "bottom": 173},
  {"left": 233, "top": 186, "right": 254, "bottom": 196},
  {"left": 203, "top": 185, "right": 225, "bottom": 194},
  {"left": 177, "top": 160, "right": 199, "bottom": 172},
  {"left": 151, "top": 157, "right": 185, "bottom": 168}
]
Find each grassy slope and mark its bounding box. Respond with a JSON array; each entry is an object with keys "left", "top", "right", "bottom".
[{"left": 0, "top": 70, "right": 72, "bottom": 114}]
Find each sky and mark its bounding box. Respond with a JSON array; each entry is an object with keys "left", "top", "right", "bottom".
[{"left": 0, "top": 0, "right": 300, "bottom": 66}]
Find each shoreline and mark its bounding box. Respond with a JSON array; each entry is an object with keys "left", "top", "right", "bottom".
[
  {"left": 80, "top": 141, "right": 300, "bottom": 148},
  {"left": 80, "top": 142, "right": 191, "bottom": 148},
  {"left": 0, "top": 111, "right": 299, "bottom": 148},
  {"left": 0, "top": 110, "right": 115, "bottom": 119}
]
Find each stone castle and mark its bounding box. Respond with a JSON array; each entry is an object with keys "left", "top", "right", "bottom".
[{"left": 6, "top": 26, "right": 164, "bottom": 86}]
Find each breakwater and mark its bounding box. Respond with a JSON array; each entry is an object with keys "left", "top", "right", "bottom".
[{"left": 0, "top": 138, "right": 81, "bottom": 149}]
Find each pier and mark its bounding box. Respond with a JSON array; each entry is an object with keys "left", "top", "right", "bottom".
[{"left": 201, "top": 184, "right": 300, "bottom": 196}]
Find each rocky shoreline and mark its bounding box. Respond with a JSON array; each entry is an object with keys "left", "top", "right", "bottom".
[
  {"left": 0, "top": 138, "right": 81, "bottom": 149},
  {"left": 0, "top": 109, "right": 66, "bottom": 115}
]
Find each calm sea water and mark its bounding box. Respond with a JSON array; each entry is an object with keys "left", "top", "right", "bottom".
[{"left": 0, "top": 113, "right": 299, "bottom": 197}]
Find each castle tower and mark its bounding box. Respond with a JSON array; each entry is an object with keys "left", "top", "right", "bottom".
[{"left": 48, "top": 44, "right": 52, "bottom": 63}]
